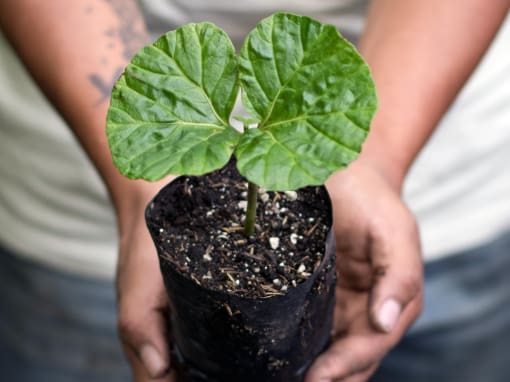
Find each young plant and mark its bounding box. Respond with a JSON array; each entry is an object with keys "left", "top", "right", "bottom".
[{"left": 106, "top": 13, "right": 377, "bottom": 236}]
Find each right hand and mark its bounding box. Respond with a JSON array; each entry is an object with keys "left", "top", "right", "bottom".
[
  {"left": 306, "top": 160, "right": 424, "bottom": 381},
  {"left": 116, "top": 197, "right": 176, "bottom": 381}
]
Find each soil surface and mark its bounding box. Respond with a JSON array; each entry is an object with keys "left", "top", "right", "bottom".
[{"left": 150, "top": 162, "right": 331, "bottom": 298}]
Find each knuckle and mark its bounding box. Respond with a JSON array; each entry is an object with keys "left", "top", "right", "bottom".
[
  {"left": 368, "top": 215, "right": 399, "bottom": 254},
  {"left": 399, "top": 272, "right": 422, "bottom": 297},
  {"left": 318, "top": 349, "right": 348, "bottom": 377},
  {"left": 369, "top": 207, "right": 420, "bottom": 248},
  {"left": 368, "top": 216, "right": 389, "bottom": 244},
  {"left": 117, "top": 309, "right": 142, "bottom": 342}
]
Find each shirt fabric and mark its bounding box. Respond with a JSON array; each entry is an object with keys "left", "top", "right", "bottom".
[{"left": 0, "top": 1, "right": 509, "bottom": 278}]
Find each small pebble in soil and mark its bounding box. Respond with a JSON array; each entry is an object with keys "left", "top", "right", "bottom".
[
  {"left": 284, "top": 191, "right": 298, "bottom": 201},
  {"left": 273, "top": 278, "right": 281, "bottom": 286},
  {"left": 203, "top": 254, "right": 212, "bottom": 262},
  {"left": 297, "top": 264, "right": 306, "bottom": 273},
  {"left": 269, "top": 237, "right": 280, "bottom": 250},
  {"left": 290, "top": 233, "right": 298, "bottom": 245}
]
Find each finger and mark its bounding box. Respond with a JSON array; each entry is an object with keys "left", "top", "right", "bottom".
[
  {"left": 368, "top": 214, "right": 423, "bottom": 333},
  {"left": 125, "top": 347, "right": 176, "bottom": 382},
  {"left": 332, "top": 287, "right": 368, "bottom": 336},
  {"left": 117, "top": 232, "right": 171, "bottom": 378},
  {"left": 335, "top": 363, "right": 379, "bottom": 382},
  {"left": 336, "top": 253, "right": 373, "bottom": 291},
  {"left": 306, "top": 296, "right": 418, "bottom": 382},
  {"left": 305, "top": 335, "right": 381, "bottom": 382},
  {"left": 118, "top": 286, "right": 171, "bottom": 379}
]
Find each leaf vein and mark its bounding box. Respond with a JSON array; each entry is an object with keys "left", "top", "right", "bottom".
[
  {"left": 270, "top": 19, "right": 283, "bottom": 88},
  {"left": 149, "top": 44, "right": 229, "bottom": 126},
  {"left": 263, "top": 130, "right": 320, "bottom": 183},
  {"left": 264, "top": 111, "right": 370, "bottom": 132},
  {"left": 127, "top": 129, "right": 225, "bottom": 166},
  {"left": 304, "top": 120, "right": 359, "bottom": 154}
]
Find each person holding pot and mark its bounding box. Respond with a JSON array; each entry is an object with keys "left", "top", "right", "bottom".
[{"left": 1, "top": 1, "right": 510, "bottom": 382}]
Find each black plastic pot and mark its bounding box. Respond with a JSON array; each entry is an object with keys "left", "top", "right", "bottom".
[{"left": 146, "top": 174, "right": 336, "bottom": 381}]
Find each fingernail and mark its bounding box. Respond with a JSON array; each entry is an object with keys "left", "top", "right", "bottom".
[
  {"left": 319, "top": 379, "right": 332, "bottom": 382},
  {"left": 377, "top": 298, "right": 401, "bottom": 332},
  {"left": 140, "top": 344, "right": 167, "bottom": 378}
]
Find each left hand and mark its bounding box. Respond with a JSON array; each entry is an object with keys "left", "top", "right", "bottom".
[
  {"left": 116, "top": 214, "right": 175, "bottom": 381},
  {"left": 305, "top": 161, "right": 424, "bottom": 382},
  {"left": 114, "top": 179, "right": 176, "bottom": 381}
]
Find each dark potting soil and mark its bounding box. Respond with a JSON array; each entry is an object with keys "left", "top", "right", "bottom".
[{"left": 149, "top": 163, "right": 331, "bottom": 299}]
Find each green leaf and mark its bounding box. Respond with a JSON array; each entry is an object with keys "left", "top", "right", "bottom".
[
  {"left": 106, "top": 22, "right": 240, "bottom": 180},
  {"left": 237, "top": 13, "right": 377, "bottom": 190}
]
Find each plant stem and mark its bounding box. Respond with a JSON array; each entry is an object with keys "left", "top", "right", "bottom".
[{"left": 244, "top": 181, "right": 259, "bottom": 237}]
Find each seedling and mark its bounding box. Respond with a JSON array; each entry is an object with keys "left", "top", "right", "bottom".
[{"left": 107, "top": 12, "right": 377, "bottom": 236}]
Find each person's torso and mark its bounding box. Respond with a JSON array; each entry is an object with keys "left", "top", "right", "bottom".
[{"left": 0, "top": 1, "right": 508, "bottom": 279}]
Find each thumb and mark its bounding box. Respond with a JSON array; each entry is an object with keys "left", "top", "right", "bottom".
[
  {"left": 368, "top": 216, "right": 423, "bottom": 333},
  {"left": 118, "top": 287, "right": 171, "bottom": 379}
]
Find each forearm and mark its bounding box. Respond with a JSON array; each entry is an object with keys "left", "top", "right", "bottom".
[
  {"left": 356, "top": 0, "right": 509, "bottom": 188},
  {"left": 0, "top": 0, "right": 170, "bottom": 232}
]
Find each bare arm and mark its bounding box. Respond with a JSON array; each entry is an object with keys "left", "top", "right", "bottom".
[
  {"left": 307, "top": 1, "right": 509, "bottom": 381},
  {"left": 359, "top": 0, "right": 510, "bottom": 187},
  {"left": 0, "top": 0, "right": 168, "bottom": 224},
  {"left": 0, "top": 1, "right": 174, "bottom": 380}
]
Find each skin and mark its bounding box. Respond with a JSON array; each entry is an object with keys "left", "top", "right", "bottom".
[
  {"left": 0, "top": 1, "right": 174, "bottom": 380},
  {"left": 306, "top": 1, "right": 510, "bottom": 381},
  {"left": 1, "top": 0, "right": 509, "bottom": 381}
]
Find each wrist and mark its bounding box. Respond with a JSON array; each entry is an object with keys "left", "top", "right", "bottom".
[
  {"left": 353, "top": 112, "right": 424, "bottom": 192},
  {"left": 355, "top": 147, "right": 407, "bottom": 192}
]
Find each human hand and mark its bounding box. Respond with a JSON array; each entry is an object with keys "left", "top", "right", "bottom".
[
  {"left": 305, "top": 160, "right": 423, "bottom": 382},
  {"left": 116, "top": 196, "right": 176, "bottom": 382}
]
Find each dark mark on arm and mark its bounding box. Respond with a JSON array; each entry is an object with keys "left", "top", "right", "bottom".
[
  {"left": 87, "top": 0, "right": 147, "bottom": 105},
  {"left": 103, "top": 0, "right": 148, "bottom": 60},
  {"left": 88, "top": 66, "right": 123, "bottom": 104}
]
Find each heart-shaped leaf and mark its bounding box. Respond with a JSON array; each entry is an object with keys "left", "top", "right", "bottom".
[
  {"left": 107, "top": 22, "right": 240, "bottom": 180},
  {"left": 237, "top": 13, "right": 377, "bottom": 190}
]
